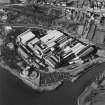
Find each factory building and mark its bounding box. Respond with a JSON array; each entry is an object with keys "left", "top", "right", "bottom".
[{"left": 16, "top": 29, "right": 96, "bottom": 72}]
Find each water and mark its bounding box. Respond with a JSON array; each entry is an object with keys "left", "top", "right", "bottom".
[{"left": 0, "top": 63, "right": 105, "bottom": 105}]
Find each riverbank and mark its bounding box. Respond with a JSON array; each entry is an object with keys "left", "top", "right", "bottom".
[{"left": 1, "top": 62, "right": 105, "bottom": 105}]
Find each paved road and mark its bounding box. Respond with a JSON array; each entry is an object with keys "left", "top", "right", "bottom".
[{"left": 0, "top": 62, "right": 105, "bottom": 105}]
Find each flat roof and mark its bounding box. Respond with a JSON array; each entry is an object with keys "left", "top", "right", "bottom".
[
  {"left": 40, "top": 30, "right": 63, "bottom": 45},
  {"left": 17, "top": 30, "right": 35, "bottom": 44}
]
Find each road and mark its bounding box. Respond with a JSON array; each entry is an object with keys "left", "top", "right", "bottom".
[{"left": 0, "top": 62, "right": 105, "bottom": 105}]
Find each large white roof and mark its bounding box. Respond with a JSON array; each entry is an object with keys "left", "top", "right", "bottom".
[
  {"left": 18, "top": 30, "right": 35, "bottom": 44},
  {"left": 40, "top": 30, "right": 63, "bottom": 45}
]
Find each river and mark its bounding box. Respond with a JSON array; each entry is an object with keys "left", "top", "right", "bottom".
[{"left": 0, "top": 63, "right": 105, "bottom": 105}]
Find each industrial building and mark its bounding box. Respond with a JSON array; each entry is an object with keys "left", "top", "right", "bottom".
[{"left": 16, "top": 29, "right": 96, "bottom": 72}]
